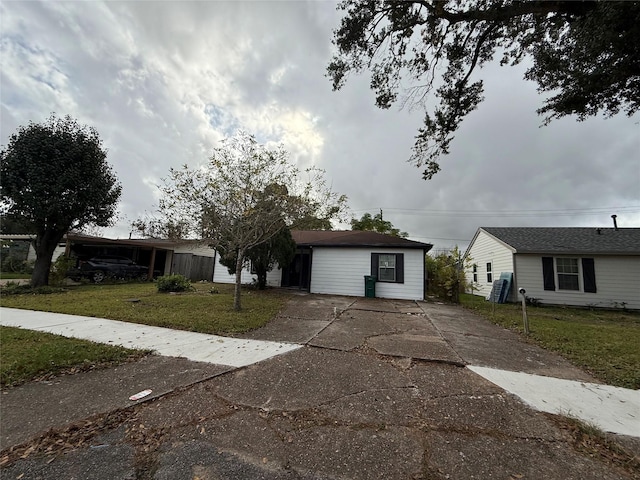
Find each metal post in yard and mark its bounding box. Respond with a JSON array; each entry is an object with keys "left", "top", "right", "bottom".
[{"left": 518, "top": 288, "right": 529, "bottom": 335}]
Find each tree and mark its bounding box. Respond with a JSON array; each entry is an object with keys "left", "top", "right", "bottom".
[
  {"left": 218, "top": 227, "right": 297, "bottom": 290},
  {"left": 425, "top": 246, "right": 470, "bottom": 303},
  {"left": 328, "top": 1, "right": 640, "bottom": 179},
  {"left": 291, "top": 214, "right": 334, "bottom": 231},
  {"left": 0, "top": 114, "right": 121, "bottom": 287},
  {"left": 155, "top": 131, "right": 347, "bottom": 310},
  {"left": 0, "top": 213, "right": 37, "bottom": 234},
  {"left": 351, "top": 212, "right": 408, "bottom": 237}
]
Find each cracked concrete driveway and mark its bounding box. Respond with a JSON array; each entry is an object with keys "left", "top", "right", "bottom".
[{"left": 2, "top": 295, "right": 638, "bottom": 480}]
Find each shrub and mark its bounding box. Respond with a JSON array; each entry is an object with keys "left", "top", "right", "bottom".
[
  {"left": 426, "top": 246, "right": 470, "bottom": 303},
  {"left": 156, "top": 274, "right": 192, "bottom": 293},
  {"left": 49, "top": 255, "right": 76, "bottom": 286},
  {"left": 2, "top": 255, "right": 25, "bottom": 273}
]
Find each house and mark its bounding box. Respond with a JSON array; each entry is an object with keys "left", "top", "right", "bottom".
[
  {"left": 72, "top": 234, "right": 224, "bottom": 281},
  {"left": 464, "top": 227, "right": 640, "bottom": 310},
  {"left": 0, "top": 234, "right": 67, "bottom": 265},
  {"left": 213, "top": 230, "right": 433, "bottom": 300},
  {"left": 61, "top": 234, "right": 217, "bottom": 281}
]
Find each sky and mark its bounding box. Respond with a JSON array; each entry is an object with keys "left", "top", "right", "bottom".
[{"left": 1, "top": 0, "right": 639, "bottom": 251}]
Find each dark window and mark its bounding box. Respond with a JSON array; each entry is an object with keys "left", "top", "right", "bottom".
[
  {"left": 371, "top": 253, "right": 404, "bottom": 283},
  {"left": 486, "top": 262, "right": 492, "bottom": 283},
  {"left": 472, "top": 264, "right": 477, "bottom": 283}
]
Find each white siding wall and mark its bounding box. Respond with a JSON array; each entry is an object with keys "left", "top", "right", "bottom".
[
  {"left": 212, "top": 256, "right": 282, "bottom": 286},
  {"left": 515, "top": 254, "right": 640, "bottom": 310},
  {"left": 310, "top": 248, "right": 425, "bottom": 300},
  {"left": 464, "top": 230, "right": 515, "bottom": 300}
]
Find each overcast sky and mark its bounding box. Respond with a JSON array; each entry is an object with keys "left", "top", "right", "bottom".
[{"left": 2, "top": 1, "right": 639, "bottom": 251}]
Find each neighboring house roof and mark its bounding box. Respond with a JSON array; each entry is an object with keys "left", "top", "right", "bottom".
[
  {"left": 65, "top": 233, "right": 206, "bottom": 250},
  {"left": 479, "top": 227, "right": 640, "bottom": 255},
  {"left": 291, "top": 230, "right": 433, "bottom": 250}
]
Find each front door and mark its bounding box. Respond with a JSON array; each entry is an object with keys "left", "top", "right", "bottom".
[{"left": 281, "top": 250, "right": 311, "bottom": 289}]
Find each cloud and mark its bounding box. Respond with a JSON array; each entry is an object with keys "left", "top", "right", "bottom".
[{"left": 1, "top": 0, "right": 638, "bottom": 248}]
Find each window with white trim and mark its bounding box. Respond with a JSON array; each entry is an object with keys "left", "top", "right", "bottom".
[
  {"left": 556, "top": 257, "right": 579, "bottom": 291},
  {"left": 371, "top": 253, "right": 404, "bottom": 284},
  {"left": 472, "top": 264, "right": 478, "bottom": 283},
  {"left": 378, "top": 254, "right": 396, "bottom": 282},
  {"left": 542, "top": 257, "right": 596, "bottom": 293},
  {"left": 486, "top": 262, "right": 492, "bottom": 283}
]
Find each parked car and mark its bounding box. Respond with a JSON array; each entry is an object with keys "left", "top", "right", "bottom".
[{"left": 77, "top": 256, "right": 150, "bottom": 283}]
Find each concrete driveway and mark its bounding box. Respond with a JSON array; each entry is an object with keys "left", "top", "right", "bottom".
[{"left": 1, "top": 294, "right": 638, "bottom": 480}]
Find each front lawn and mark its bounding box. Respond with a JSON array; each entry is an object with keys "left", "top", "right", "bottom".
[
  {"left": 0, "top": 282, "right": 290, "bottom": 335},
  {"left": 460, "top": 294, "right": 640, "bottom": 389},
  {"left": 0, "top": 326, "right": 148, "bottom": 387}
]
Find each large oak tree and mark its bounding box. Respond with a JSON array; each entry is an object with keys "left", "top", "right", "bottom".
[
  {"left": 0, "top": 115, "right": 121, "bottom": 287},
  {"left": 328, "top": 1, "right": 640, "bottom": 179}
]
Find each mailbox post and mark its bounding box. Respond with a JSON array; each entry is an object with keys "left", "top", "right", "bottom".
[{"left": 519, "top": 288, "right": 530, "bottom": 335}]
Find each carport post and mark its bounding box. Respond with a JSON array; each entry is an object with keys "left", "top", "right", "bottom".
[
  {"left": 147, "top": 248, "right": 157, "bottom": 282},
  {"left": 518, "top": 288, "right": 529, "bottom": 335}
]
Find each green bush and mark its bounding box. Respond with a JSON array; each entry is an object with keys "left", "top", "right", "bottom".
[
  {"left": 156, "top": 274, "right": 192, "bottom": 293},
  {"left": 49, "top": 255, "right": 76, "bottom": 286},
  {"left": 2, "top": 255, "right": 25, "bottom": 273},
  {"left": 426, "top": 246, "right": 470, "bottom": 303}
]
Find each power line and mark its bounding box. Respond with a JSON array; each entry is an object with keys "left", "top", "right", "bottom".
[{"left": 351, "top": 206, "right": 640, "bottom": 218}]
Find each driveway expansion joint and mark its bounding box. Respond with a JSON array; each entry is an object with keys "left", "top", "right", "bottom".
[{"left": 2, "top": 297, "right": 637, "bottom": 479}]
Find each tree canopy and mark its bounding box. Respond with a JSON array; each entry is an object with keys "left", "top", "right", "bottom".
[
  {"left": 351, "top": 212, "right": 408, "bottom": 237},
  {"left": 328, "top": 1, "right": 640, "bottom": 179},
  {"left": 152, "top": 131, "right": 348, "bottom": 309},
  {"left": 0, "top": 114, "right": 121, "bottom": 286},
  {"left": 218, "top": 227, "right": 297, "bottom": 290}
]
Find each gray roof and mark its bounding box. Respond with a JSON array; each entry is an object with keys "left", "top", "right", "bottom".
[
  {"left": 291, "top": 230, "right": 432, "bottom": 250},
  {"left": 481, "top": 227, "right": 640, "bottom": 255}
]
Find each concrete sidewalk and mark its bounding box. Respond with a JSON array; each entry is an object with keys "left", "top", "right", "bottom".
[
  {"left": 469, "top": 366, "right": 640, "bottom": 438},
  {"left": 0, "top": 307, "right": 301, "bottom": 368},
  {"left": 1, "top": 297, "right": 638, "bottom": 479}
]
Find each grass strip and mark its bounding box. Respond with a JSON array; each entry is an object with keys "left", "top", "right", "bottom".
[
  {"left": 460, "top": 294, "right": 640, "bottom": 389},
  {"left": 0, "top": 326, "right": 149, "bottom": 387}
]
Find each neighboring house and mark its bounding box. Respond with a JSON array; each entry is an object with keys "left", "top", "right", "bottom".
[
  {"left": 0, "top": 235, "right": 66, "bottom": 265},
  {"left": 63, "top": 234, "right": 217, "bottom": 281},
  {"left": 464, "top": 227, "right": 640, "bottom": 310},
  {"left": 213, "top": 230, "right": 433, "bottom": 300}
]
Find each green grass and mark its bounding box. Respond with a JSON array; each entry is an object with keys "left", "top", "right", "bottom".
[
  {"left": 0, "top": 282, "right": 290, "bottom": 386},
  {"left": 0, "top": 272, "right": 31, "bottom": 279},
  {"left": 0, "top": 282, "right": 290, "bottom": 335},
  {"left": 460, "top": 294, "right": 640, "bottom": 389},
  {"left": 0, "top": 326, "right": 148, "bottom": 387}
]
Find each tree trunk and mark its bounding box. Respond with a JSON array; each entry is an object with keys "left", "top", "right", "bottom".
[
  {"left": 233, "top": 249, "right": 245, "bottom": 311},
  {"left": 31, "top": 230, "right": 65, "bottom": 288}
]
